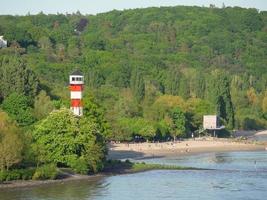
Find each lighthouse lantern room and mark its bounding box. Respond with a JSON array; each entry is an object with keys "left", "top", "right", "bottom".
[{"left": 69, "top": 70, "right": 84, "bottom": 116}]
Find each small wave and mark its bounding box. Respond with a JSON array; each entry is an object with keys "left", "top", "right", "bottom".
[
  {"left": 213, "top": 185, "right": 225, "bottom": 189},
  {"left": 230, "top": 188, "right": 242, "bottom": 192}
]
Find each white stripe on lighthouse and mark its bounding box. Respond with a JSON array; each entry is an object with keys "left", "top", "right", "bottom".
[{"left": 70, "top": 91, "right": 82, "bottom": 99}]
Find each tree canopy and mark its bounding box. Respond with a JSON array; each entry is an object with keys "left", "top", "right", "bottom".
[
  {"left": 0, "top": 5, "right": 266, "bottom": 141},
  {"left": 0, "top": 111, "right": 23, "bottom": 171},
  {"left": 31, "top": 108, "right": 106, "bottom": 174},
  {"left": 0, "top": 5, "right": 266, "bottom": 180}
]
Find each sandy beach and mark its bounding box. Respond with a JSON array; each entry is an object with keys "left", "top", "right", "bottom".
[
  {"left": 108, "top": 138, "right": 266, "bottom": 160},
  {"left": 1, "top": 133, "right": 266, "bottom": 189}
]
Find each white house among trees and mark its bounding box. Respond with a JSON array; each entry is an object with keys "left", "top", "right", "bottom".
[
  {"left": 203, "top": 115, "right": 219, "bottom": 130},
  {"left": 0, "top": 36, "right": 7, "bottom": 48}
]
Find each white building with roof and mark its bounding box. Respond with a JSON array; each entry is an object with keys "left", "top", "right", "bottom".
[
  {"left": 203, "top": 115, "right": 225, "bottom": 137},
  {"left": 203, "top": 115, "right": 220, "bottom": 130},
  {"left": 0, "top": 36, "right": 7, "bottom": 48}
]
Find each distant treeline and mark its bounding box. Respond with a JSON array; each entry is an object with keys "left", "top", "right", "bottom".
[{"left": 0, "top": 5, "right": 266, "bottom": 143}]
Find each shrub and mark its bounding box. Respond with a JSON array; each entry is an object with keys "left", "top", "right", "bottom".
[
  {"left": 0, "top": 168, "right": 35, "bottom": 182},
  {"left": 20, "top": 169, "right": 35, "bottom": 180},
  {"left": 32, "top": 164, "right": 58, "bottom": 180},
  {"left": 5, "top": 170, "right": 21, "bottom": 181},
  {"left": 241, "top": 117, "right": 265, "bottom": 130},
  {"left": 68, "top": 157, "right": 89, "bottom": 175},
  {"left": 0, "top": 171, "right": 8, "bottom": 182}
]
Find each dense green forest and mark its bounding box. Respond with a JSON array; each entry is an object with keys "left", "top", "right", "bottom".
[{"left": 0, "top": 5, "right": 267, "bottom": 179}]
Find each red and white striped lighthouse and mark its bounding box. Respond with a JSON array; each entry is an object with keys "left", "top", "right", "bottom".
[{"left": 69, "top": 70, "right": 84, "bottom": 116}]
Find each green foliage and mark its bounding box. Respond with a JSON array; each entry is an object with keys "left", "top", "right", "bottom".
[
  {"left": 68, "top": 157, "right": 88, "bottom": 175},
  {"left": 165, "top": 69, "right": 180, "bottom": 95},
  {"left": 0, "top": 168, "right": 35, "bottom": 181},
  {"left": 186, "top": 98, "right": 213, "bottom": 130},
  {"left": 130, "top": 162, "right": 196, "bottom": 172},
  {"left": 0, "top": 110, "right": 23, "bottom": 171},
  {"left": 155, "top": 120, "right": 170, "bottom": 139},
  {"left": 169, "top": 107, "right": 187, "bottom": 138},
  {"left": 110, "top": 118, "right": 133, "bottom": 141},
  {"left": 2, "top": 93, "right": 35, "bottom": 126},
  {"left": 31, "top": 108, "right": 106, "bottom": 173},
  {"left": 0, "top": 6, "right": 266, "bottom": 179},
  {"left": 33, "top": 90, "right": 55, "bottom": 120},
  {"left": 113, "top": 117, "right": 156, "bottom": 141},
  {"left": 0, "top": 56, "right": 39, "bottom": 100},
  {"left": 241, "top": 117, "right": 265, "bottom": 130},
  {"left": 110, "top": 89, "right": 142, "bottom": 122},
  {"left": 150, "top": 95, "right": 186, "bottom": 121},
  {"left": 83, "top": 95, "right": 110, "bottom": 139},
  {"left": 130, "top": 68, "right": 145, "bottom": 102},
  {"left": 103, "top": 159, "right": 198, "bottom": 174},
  {"left": 0, "top": 6, "right": 265, "bottom": 145},
  {"left": 207, "top": 70, "right": 235, "bottom": 129},
  {"left": 262, "top": 91, "right": 267, "bottom": 113},
  {"left": 32, "top": 164, "right": 58, "bottom": 180}
]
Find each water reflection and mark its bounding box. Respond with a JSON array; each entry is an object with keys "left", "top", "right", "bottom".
[
  {"left": 211, "top": 153, "right": 233, "bottom": 164},
  {"left": 0, "top": 178, "right": 105, "bottom": 200}
]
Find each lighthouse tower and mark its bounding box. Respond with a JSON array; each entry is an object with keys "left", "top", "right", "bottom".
[{"left": 69, "top": 70, "right": 84, "bottom": 116}]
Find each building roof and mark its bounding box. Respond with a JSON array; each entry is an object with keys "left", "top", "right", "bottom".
[{"left": 70, "top": 69, "right": 83, "bottom": 76}]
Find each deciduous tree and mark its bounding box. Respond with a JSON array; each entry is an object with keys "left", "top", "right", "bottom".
[{"left": 0, "top": 111, "right": 23, "bottom": 171}]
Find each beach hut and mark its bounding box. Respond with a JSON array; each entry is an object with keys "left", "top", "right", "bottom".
[{"left": 203, "top": 115, "right": 225, "bottom": 137}]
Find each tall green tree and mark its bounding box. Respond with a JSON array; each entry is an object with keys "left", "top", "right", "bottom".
[
  {"left": 0, "top": 111, "right": 23, "bottom": 171},
  {"left": 130, "top": 68, "right": 145, "bottom": 102},
  {"left": 33, "top": 90, "right": 55, "bottom": 120},
  {"left": 169, "top": 107, "right": 187, "bottom": 139},
  {"left": 0, "top": 56, "right": 39, "bottom": 101},
  {"left": 207, "top": 70, "right": 235, "bottom": 129},
  {"left": 179, "top": 77, "right": 190, "bottom": 99},
  {"left": 31, "top": 108, "right": 106, "bottom": 174},
  {"left": 165, "top": 68, "right": 180, "bottom": 95},
  {"left": 83, "top": 95, "right": 110, "bottom": 139},
  {"left": 2, "top": 93, "right": 35, "bottom": 126}
]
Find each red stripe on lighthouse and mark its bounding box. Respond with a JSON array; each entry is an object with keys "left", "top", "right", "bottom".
[
  {"left": 69, "top": 85, "right": 83, "bottom": 91},
  {"left": 71, "top": 99, "right": 82, "bottom": 107}
]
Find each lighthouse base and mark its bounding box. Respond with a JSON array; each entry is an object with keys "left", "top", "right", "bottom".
[{"left": 71, "top": 107, "right": 83, "bottom": 116}]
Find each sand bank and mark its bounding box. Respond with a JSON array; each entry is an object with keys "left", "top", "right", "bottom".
[{"left": 108, "top": 138, "right": 266, "bottom": 160}]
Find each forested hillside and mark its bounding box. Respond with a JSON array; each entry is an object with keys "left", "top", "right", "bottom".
[{"left": 0, "top": 6, "right": 267, "bottom": 141}]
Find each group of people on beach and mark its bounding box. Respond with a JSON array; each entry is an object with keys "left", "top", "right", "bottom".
[{"left": 117, "top": 141, "right": 192, "bottom": 153}]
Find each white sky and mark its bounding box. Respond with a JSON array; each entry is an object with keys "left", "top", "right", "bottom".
[{"left": 0, "top": 0, "right": 266, "bottom": 15}]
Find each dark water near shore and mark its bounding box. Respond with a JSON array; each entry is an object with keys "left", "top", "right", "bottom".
[{"left": 1, "top": 151, "right": 267, "bottom": 200}]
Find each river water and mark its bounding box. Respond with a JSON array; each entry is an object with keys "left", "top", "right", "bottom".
[{"left": 0, "top": 151, "right": 267, "bottom": 200}]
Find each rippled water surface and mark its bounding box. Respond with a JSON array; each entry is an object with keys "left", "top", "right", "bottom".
[{"left": 1, "top": 151, "right": 267, "bottom": 200}]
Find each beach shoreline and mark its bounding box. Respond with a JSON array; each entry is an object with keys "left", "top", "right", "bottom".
[
  {"left": 0, "top": 162, "right": 203, "bottom": 189},
  {"left": 1, "top": 137, "right": 266, "bottom": 189},
  {"left": 108, "top": 138, "right": 266, "bottom": 160}
]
